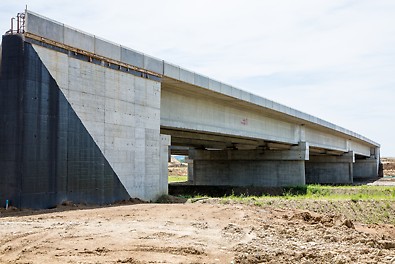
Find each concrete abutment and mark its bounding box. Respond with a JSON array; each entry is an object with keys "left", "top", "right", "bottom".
[{"left": 0, "top": 34, "right": 169, "bottom": 208}]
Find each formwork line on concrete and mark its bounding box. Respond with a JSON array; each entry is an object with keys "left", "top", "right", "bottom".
[{"left": 24, "top": 32, "right": 163, "bottom": 79}]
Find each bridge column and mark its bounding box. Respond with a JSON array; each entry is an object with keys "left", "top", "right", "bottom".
[
  {"left": 353, "top": 147, "right": 380, "bottom": 180},
  {"left": 305, "top": 152, "right": 354, "bottom": 184},
  {"left": 159, "top": 135, "right": 171, "bottom": 196},
  {"left": 186, "top": 157, "right": 194, "bottom": 183},
  {"left": 188, "top": 142, "right": 309, "bottom": 187}
]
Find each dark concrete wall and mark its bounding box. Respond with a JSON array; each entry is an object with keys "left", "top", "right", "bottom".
[
  {"left": 305, "top": 162, "right": 353, "bottom": 184},
  {"left": 193, "top": 160, "right": 305, "bottom": 187},
  {"left": 353, "top": 159, "right": 379, "bottom": 179},
  {"left": 190, "top": 148, "right": 307, "bottom": 187},
  {"left": 0, "top": 35, "right": 24, "bottom": 208},
  {"left": 0, "top": 35, "right": 129, "bottom": 209},
  {"left": 305, "top": 154, "right": 354, "bottom": 184}
]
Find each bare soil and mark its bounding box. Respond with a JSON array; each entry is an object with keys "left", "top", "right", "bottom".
[
  {"left": 1, "top": 158, "right": 394, "bottom": 263},
  {"left": 1, "top": 200, "right": 395, "bottom": 264},
  {"left": 383, "top": 158, "right": 395, "bottom": 176},
  {"left": 168, "top": 158, "right": 188, "bottom": 177},
  {"left": 168, "top": 166, "right": 187, "bottom": 177}
]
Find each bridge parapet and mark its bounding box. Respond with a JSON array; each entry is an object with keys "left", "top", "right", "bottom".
[{"left": 23, "top": 10, "right": 379, "bottom": 149}]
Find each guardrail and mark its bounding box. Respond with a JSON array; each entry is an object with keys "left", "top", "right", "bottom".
[{"left": 6, "top": 12, "right": 25, "bottom": 35}]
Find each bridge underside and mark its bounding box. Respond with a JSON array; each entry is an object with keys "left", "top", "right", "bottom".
[
  {"left": 164, "top": 126, "right": 379, "bottom": 187},
  {"left": 160, "top": 76, "right": 380, "bottom": 187}
]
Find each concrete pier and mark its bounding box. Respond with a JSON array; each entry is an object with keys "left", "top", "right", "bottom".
[
  {"left": 189, "top": 143, "right": 309, "bottom": 187},
  {"left": 354, "top": 159, "right": 380, "bottom": 180},
  {"left": 186, "top": 157, "right": 194, "bottom": 183},
  {"left": 305, "top": 152, "right": 355, "bottom": 184}
]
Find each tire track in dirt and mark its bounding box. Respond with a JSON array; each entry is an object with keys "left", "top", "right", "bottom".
[
  {"left": 1, "top": 202, "right": 395, "bottom": 263},
  {"left": 0, "top": 228, "right": 62, "bottom": 263}
]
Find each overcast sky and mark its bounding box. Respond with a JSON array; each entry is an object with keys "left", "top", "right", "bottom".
[{"left": 1, "top": 1, "right": 395, "bottom": 156}]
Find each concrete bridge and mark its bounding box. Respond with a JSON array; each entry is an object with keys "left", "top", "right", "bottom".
[{"left": 0, "top": 10, "right": 380, "bottom": 208}]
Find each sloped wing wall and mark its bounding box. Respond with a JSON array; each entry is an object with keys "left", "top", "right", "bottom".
[
  {"left": 0, "top": 33, "right": 166, "bottom": 208},
  {"left": 0, "top": 35, "right": 132, "bottom": 208},
  {"left": 30, "top": 41, "right": 163, "bottom": 201}
]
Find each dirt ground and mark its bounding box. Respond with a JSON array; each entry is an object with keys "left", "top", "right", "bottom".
[
  {"left": 1, "top": 200, "right": 395, "bottom": 264},
  {"left": 168, "top": 166, "right": 188, "bottom": 177},
  {"left": 1, "top": 158, "right": 394, "bottom": 263},
  {"left": 168, "top": 157, "right": 188, "bottom": 177},
  {"left": 383, "top": 158, "right": 395, "bottom": 177}
]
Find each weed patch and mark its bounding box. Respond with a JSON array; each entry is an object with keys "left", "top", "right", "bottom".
[{"left": 176, "top": 184, "right": 395, "bottom": 224}]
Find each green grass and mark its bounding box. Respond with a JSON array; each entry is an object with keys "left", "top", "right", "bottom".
[
  {"left": 168, "top": 175, "right": 188, "bottom": 183},
  {"left": 214, "top": 185, "right": 395, "bottom": 201},
  {"left": 302, "top": 184, "right": 395, "bottom": 200},
  {"left": 173, "top": 184, "right": 395, "bottom": 224}
]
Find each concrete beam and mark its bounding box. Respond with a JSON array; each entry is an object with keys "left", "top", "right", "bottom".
[
  {"left": 24, "top": 10, "right": 380, "bottom": 157},
  {"left": 190, "top": 142, "right": 309, "bottom": 161},
  {"left": 161, "top": 128, "right": 264, "bottom": 147},
  {"left": 171, "top": 138, "right": 228, "bottom": 150},
  {"left": 169, "top": 146, "right": 189, "bottom": 156}
]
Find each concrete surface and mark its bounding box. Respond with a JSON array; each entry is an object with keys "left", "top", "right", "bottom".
[
  {"left": 354, "top": 158, "right": 380, "bottom": 179},
  {"left": 32, "top": 43, "right": 165, "bottom": 201},
  {"left": 23, "top": 10, "right": 379, "bottom": 149},
  {"left": 0, "top": 10, "right": 383, "bottom": 208},
  {"left": 189, "top": 143, "right": 308, "bottom": 187},
  {"left": 306, "top": 153, "right": 355, "bottom": 184}
]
